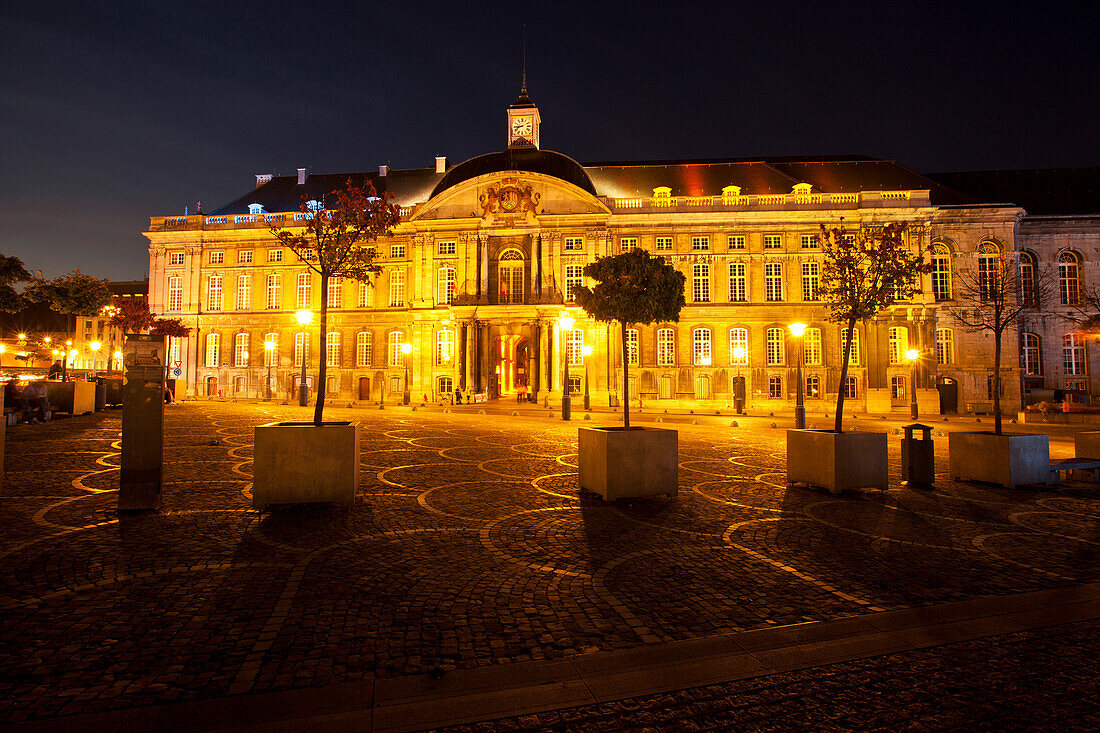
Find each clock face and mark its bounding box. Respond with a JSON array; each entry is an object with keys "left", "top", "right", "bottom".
[{"left": 511, "top": 116, "right": 533, "bottom": 137}]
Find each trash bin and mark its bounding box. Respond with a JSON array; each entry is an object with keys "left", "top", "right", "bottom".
[
  {"left": 94, "top": 378, "right": 107, "bottom": 411},
  {"left": 609, "top": 394, "right": 620, "bottom": 408},
  {"left": 901, "top": 423, "right": 935, "bottom": 488}
]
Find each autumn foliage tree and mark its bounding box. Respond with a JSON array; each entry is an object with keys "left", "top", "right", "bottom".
[
  {"left": 574, "top": 249, "right": 686, "bottom": 429},
  {"left": 106, "top": 296, "right": 192, "bottom": 337},
  {"left": 818, "top": 222, "right": 932, "bottom": 433},
  {"left": 270, "top": 179, "right": 400, "bottom": 426}
]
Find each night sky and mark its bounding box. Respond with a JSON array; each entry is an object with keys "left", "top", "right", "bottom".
[{"left": 3, "top": 1, "right": 1096, "bottom": 281}]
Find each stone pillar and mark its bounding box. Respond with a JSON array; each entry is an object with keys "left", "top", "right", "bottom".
[
  {"left": 458, "top": 321, "right": 468, "bottom": 391},
  {"left": 532, "top": 321, "right": 542, "bottom": 398}
]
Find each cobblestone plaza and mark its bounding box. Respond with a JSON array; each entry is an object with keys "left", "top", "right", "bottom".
[{"left": 1, "top": 403, "right": 1098, "bottom": 728}]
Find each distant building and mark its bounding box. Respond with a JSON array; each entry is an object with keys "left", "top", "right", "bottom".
[
  {"left": 143, "top": 89, "right": 1100, "bottom": 413},
  {"left": 67, "top": 279, "right": 148, "bottom": 373}
]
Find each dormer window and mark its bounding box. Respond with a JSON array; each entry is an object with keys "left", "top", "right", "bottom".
[
  {"left": 652, "top": 187, "right": 672, "bottom": 206},
  {"left": 792, "top": 183, "right": 813, "bottom": 195},
  {"left": 248, "top": 203, "right": 266, "bottom": 215},
  {"left": 306, "top": 199, "right": 323, "bottom": 212},
  {"left": 721, "top": 185, "right": 742, "bottom": 204}
]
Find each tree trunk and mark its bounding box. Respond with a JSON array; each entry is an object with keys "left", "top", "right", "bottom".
[
  {"left": 314, "top": 272, "right": 328, "bottom": 427},
  {"left": 834, "top": 316, "right": 857, "bottom": 433},
  {"left": 993, "top": 329, "right": 1002, "bottom": 435},
  {"left": 621, "top": 321, "right": 630, "bottom": 430}
]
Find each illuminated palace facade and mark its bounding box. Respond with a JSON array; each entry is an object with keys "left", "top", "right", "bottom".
[{"left": 144, "top": 92, "right": 1099, "bottom": 413}]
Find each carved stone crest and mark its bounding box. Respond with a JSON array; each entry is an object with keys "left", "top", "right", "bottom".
[{"left": 480, "top": 178, "right": 541, "bottom": 225}]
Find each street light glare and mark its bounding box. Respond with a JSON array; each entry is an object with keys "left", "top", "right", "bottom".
[
  {"left": 905, "top": 349, "right": 920, "bottom": 361},
  {"left": 264, "top": 341, "right": 276, "bottom": 350},
  {"left": 90, "top": 342, "right": 101, "bottom": 351},
  {"left": 295, "top": 309, "right": 313, "bottom": 325},
  {"left": 401, "top": 342, "right": 412, "bottom": 354},
  {"left": 558, "top": 314, "right": 575, "bottom": 331},
  {"left": 18, "top": 333, "right": 26, "bottom": 340},
  {"left": 581, "top": 345, "right": 593, "bottom": 357},
  {"left": 788, "top": 322, "right": 807, "bottom": 338},
  {"left": 732, "top": 346, "right": 746, "bottom": 359}
]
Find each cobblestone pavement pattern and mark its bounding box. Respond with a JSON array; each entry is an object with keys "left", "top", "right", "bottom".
[{"left": 1, "top": 403, "right": 1097, "bottom": 723}]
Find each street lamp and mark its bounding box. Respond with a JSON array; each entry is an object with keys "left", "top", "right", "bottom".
[
  {"left": 89, "top": 341, "right": 101, "bottom": 378},
  {"left": 296, "top": 309, "right": 313, "bottom": 406},
  {"left": 113, "top": 351, "right": 122, "bottom": 374},
  {"left": 788, "top": 322, "right": 807, "bottom": 429},
  {"left": 905, "top": 348, "right": 921, "bottom": 419},
  {"left": 581, "top": 344, "right": 593, "bottom": 411},
  {"left": 264, "top": 340, "right": 276, "bottom": 400},
  {"left": 401, "top": 342, "right": 412, "bottom": 405},
  {"left": 558, "top": 313, "right": 575, "bottom": 420},
  {"left": 732, "top": 346, "right": 746, "bottom": 414}
]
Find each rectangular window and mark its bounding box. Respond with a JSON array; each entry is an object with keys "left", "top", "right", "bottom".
[
  {"left": 207, "top": 275, "right": 223, "bottom": 311},
  {"left": 801, "top": 262, "right": 820, "bottom": 301},
  {"left": 167, "top": 276, "right": 182, "bottom": 312},
  {"left": 294, "top": 332, "right": 306, "bottom": 367},
  {"left": 205, "top": 333, "right": 220, "bottom": 367},
  {"left": 565, "top": 265, "right": 584, "bottom": 302},
  {"left": 764, "top": 235, "right": 782, "bottom": 250},
  {"left": 655, "top": 236, "right": 673, "bottom": 251},
  {"left": 296, "top": 273, "right": 312, "bottom": 309},
  {"left": 728, "top": 262, "right": 747, "bottom": 302},
  {"left": 236, "top": 275, "right": 251, "bottom": 310},
  {"left": 766, "top": 328, "right": 784, "bottom": 365},
  {"left": 1064, "top": 333, "right": 1087, "bottom": 376},
  {"left": 208, "top": 251, "right": 224, "bottom": 264},
  {"left": 625, "top": 328, "right": 639, "bottom": 366},
  {"left": 765, "top": 263, "right": 783, "bottom": 301},
  {"left": 267, "top": 249, "right": 283, "bottom": 263},
  {"left": 693, "top": 328, "right": 712, "bottom": 365},
  {"left": 841, "top": 328, "right": 861, "bottom": 366},
  {"left": 438, "top": 268, "right": 455, "bottom": 305},
  {"left": 356, "top": 332, "right": 372, "bottom": 367},
  {"left": 1021, "top": 334, "right": 1040, "bottom": 375},
  {"left": 391, "top": 244, "right": 406, "bottom": 258},
  {"left": 888, "top": 327, "right": 909, "bottom": 365},
  {"left": 263, "top": 333, "right": 278, "bottom": 367},
  {"left": 620, "top": 237, "right": 638, "bottom": 252},
  {"left": 730, "top": 328, "right": 748, "bottom": 364},
  {"left": 936, "top": 329, "right": 954, "bottom": 365},
  {"left": 388, "top": 333, "right": 406, "bottom": 367},
  {"left": 168, "top": 337, "right": 181, "bottom": 367},
  {"left": 803, "top": 328, "right": 822, "bottom": 365},
  {"left": 169, "top": 252, "right": 185, "bottom": 265},
  {"left": 437, "top": 240, "right": 456, "bottom": 255},
  {"left": 727, "top": 235, "right": 745, "bottom": 250},
  {"left": 238, "top": 250, "right": 253, "bottom": 264},
  {"left": 692, "top": 264, "right": 711, "bottom": 302},
  {"left": 436, "top": 330, "right": 455, "bottom": 366},
  {"left": 234, "top": 333, "right": 249, "bottom": 367},
  {"left": 326, "top": 332, "right": 340, "bottom": 367},
  {"left": 657, "top": 329, "right": 675, "bottom": 366},
  {"left": 389, "top": 270, "right": 406, "bottom": 307},
  {"left": 800, "top": 234, "right": 818, "bottom": 250},
  {"left": 327, "top": 277, "right": 342, "bottom": 309},
  {"left": 564, "top": 237, "right": 584, "bottom": 251},
  {"left": 768, "top": 376, "right": 782, "bottom": 398},
  {"left": 566, "top": 329, "right": 584, "bottom": 366},
  {"left": 266, "top": 274, "right": 281, "bottom": 309},
  {"left": 844, "top": 376, "right": 858, "bottom": 399},
  {"left": 358, "top": 280, "right": 373, "bottom": 308},
  {"left": 691, "top": 236, "right": 709, "bottom": 251},
  {"left": 891, "top": 376, "right": 906, "bottom": 400}
]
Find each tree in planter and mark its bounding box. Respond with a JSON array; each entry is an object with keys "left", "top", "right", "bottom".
[
  {"left": 573, "top": 249, "right": 686, "bottom": 429},
  {"left": 818, "top": 222, "right": 932, "bottom": 433},
  {"left": 270, "top": 179, "right": 400, "bottom": 426},
  {"left": 947, "top": 243, "right": 1052, "bottom": 435}
]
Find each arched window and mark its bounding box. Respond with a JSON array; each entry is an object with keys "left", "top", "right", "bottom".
[
  {"left": 436, "top": 330, "right": 454, "bottom": 366},
  {"left": 657, "top": 328, "right": 675, "bottom": 366},
  {"left": 931, "top": 244, "right": 952, "bottom": 301},
  {"left": 234, "top": 332, "right": 249, "bottom": 367},
  {"left": 1021, "top": 333, "right": 1041, "bottom": 375},
  {"left": 207, "top": 275, "right": 223, "bottom": 311},
  {"left": 326, "top": 332, "right": 341, "bottom": 367},
  {"left": 168, "top": 276, "right": 182, "bottom": 312},
  {"left": 936, "top": 329, "right": 954, "bottom": 365},
  {"left": 888, "top": 326, "right": 909, "bottom": 364},
  {"left": 356, "top": 332, "right": 372, "bottom": 367},
  {"left": 693, "top": 328, "right": 712, "bottom": 365},
  {"left": 803, "top": 328, "right": 822, "bottom": 365},
  {"left": 841, "top": 327, "right": 861, "bottom": 366},
  {"left": 263, "top": 333, "right": 278, "bottom": 367},
  {"left": 1063, "top": 333, "right": 1087, "bottom": 375},
  {"left": 327, "top": 277, "right": 343, "bottom": 309},
  {"left": 766, "top": 327, "right": 784, "bottom": 365},
  {"left": 438, "top": 267, "right": 455, "bottom": 305},
  {"left": 266, "top": 274, "right": 281, "bottom": 309},
  {"left": 237, "top": 274, "right": 251, "bottom": 311},
  {"left": 624, "top": 328, "right": 639, "bottom": 365},
  {"left": 978, "top": 243, "right": 1000, "bottom": 301},
  {"left": 205, "top": 333, "right": 220, "bottom": 367},
  {"left": 1059, "top": 252, "right": 1081, "bottom": 305},
  {"left": 729, "top": 328, "right": 748, "bottom": 365},
  {"left": 1019, "top": 252, "right": 1038, "bottom": 307},
  {"left": 498, "top": 249, "right": 525, "bottom": 304},
  {"left": 388, "top": 331, "right": 406, "bottom": 367},
  {"left": 296, "top": 273, "right": 312, "bottom": 309}
]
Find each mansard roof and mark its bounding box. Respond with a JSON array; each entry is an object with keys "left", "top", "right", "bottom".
[
  {"left": 927, "top": 168, "right": 1100, "bottom": 216},
  {"left": 429, "top": 148, "right": 597, "bottom": 199}
]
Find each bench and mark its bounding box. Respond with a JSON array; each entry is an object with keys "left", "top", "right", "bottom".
[{"left": 1049, "top": 458, "right": 1100, "bottom": 485}]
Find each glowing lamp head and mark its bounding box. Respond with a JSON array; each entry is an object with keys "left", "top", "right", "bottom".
[
  {"left": 401, "top": 342, "right": 412, "bottom": 355},
  {"left": 700, "top": 356, "right": 712, "bottom": 366},
  {"left": 52, "top": 349, "right": 59, "bottom": 356},
  {"left": 905, "top": 349, "right": 920, "bottom": 362},
  {"left": 113, "top": 351, "right": 122, "bottom": 359},
  {"left": 558, "top": 314, "right": 575, "bottom": 331},
  {"left": 90, "top": 341, "right": 101, "bottom": 351},
  {"left": 17, "top": 333, "right": 26, "bottom": 341},
  {"left": 69, "top": 349, "right": 78, "bottom": 359},
  {"left": 264, "top": 340, "right": 276, "bottom": 351},
  {"left": 788, "top": 322, "right": 807, "bottom": 338},
  {"left": 581, "top": 345, "right": 593, "bottom": 357},
  {"left": 43, "top": 337, "right": 50, "bottom": 344},
  {"left": 295, "top": 309, "right": 313, "bottom": 325},
  {"left": 0, "top": 344, "right": 5, "bottom": 354},
  {"left": 732, "top": 346, "right": 746, "bottom": 360}
]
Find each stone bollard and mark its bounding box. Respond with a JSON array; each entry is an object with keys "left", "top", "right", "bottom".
[{"left": 729, "top": 421, "right": 739, "bottom": 427}]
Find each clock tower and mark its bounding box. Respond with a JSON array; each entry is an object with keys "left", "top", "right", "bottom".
[{"left": 507, "top": 78, "right": 540, "bottom": 150}]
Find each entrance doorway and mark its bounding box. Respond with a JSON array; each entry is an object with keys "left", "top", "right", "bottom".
[
  {"left": 358, "top": 377, "right": 371, "bottom": 401},
  {"left": 493, "top": 335, "right": 528, "bottom": 397},
  {"left": 206, "top": 376, "right": 218, "bottom": 396},
  {"left": 937, "top": 376, "right": 958, "bottom": 414},
  {"left": 658, "top": 375, "right": 673, "bottom": 399}
]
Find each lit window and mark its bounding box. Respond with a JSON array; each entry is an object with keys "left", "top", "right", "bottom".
[
  {"left": 326, "top": 332, "right": 341, "bottom": 367},
  {"left": 565, "top": 329, "right": 584, "bottom": 365},
  {"left": 436, "top": 330, "right": 455, "bottom": 366},
  {"left": 801, "top": 262, "right": 819, "bottom": 301},
  {"left": 264, "top": 333, "right": 278, "bottom": 367},
  {"left": 388, "top": 331, "right": 406, "bottom": 366},
  {"left": 169, "top": 252, "right": 185, "bottom": 265},
  {"left": 768, "top": 376, "right": 782, "bottom": 398},
  {"left": 657, "top": 328, "right": 675, "bottom": 366},
  {"left": 891, "top": 376, "right": 906, "bottom": 400},
  {"left": 766, "top": 328, "right": 784, "bottom": 365},
  {"left": 765, "top": 263, "right": 783, "bottom": 301},
  {"left": 499, "top": 250, "right": 525, "bottom": 304},
  {"left": 1059, "top": 252, "right": 1081, "bottom": 305},
  {"left": 234, "top": 333, "right": 249, "bottom": 367},
  {"left": 803, "top": 328, "right": 822, "bottom": 365},
  {"left": 325, "top": 277, "right": 342, "bottom": 309},
  {"left": 728, "top": 262, "right": 747, "bottom": 302},
  {"left": 296, "top": 273, "right": 312, "bottom": 309},
  {"left": 389, "top": 270, "right": 406, "bottom": 307},
  {"left": 208, "top": 251, "right": 224, "bottom": 264},
  {"left": 438, "top": 376, "right": 453, "bottom": 394},
  {"left": 356, "top": 332, "right": 372, "bottom": 367},
  {"left": 437, "top": 240, "right": 456, "bottom": 255},
  {"left": 625, "top": 328, "right": 639, "bottom": 365},
  {"left": 294, "top": 332, "right": 307, "bottom": 367},
  {"left": 844, "top": 376, "right": 858, "bottom": 399},
  {"left": 841, "top": 328, "right": 861, "bottom": 366},
  {"left": 655, "top": 236, "right": 673, "bottom": 251},
  {"left": 693, "top": 328, "right": 712, "bottom": 365},
  {"left": 438, "top": 267, "right": 455, "bottom": 305},
  {"left": 1021, "top": 333, "right": 1041, "bottom": 375},
  {"left": 565, "top": 265, "right": 584, "bottom": 302},
  {"left": 691, "top": 236, "right": 709, "bottom": 251},
  {"left": 564, "top": 237, "right": 584, "bottom": 251},
  {"left": 692, "top": 264, "right": 711, "bottom": 302},
  {"left": 167, "top": 276, "right": 182, "bottom": 312},
  {"left": 800, "top": 234, "right": 818, "bottom": 250},
  {"left": 236, "top": 274, "right": 251, "bottom": 310},
  {"left": 978, "top": 243, "right": 1000, "bottom": 301},
  {"left": 888, "top": 327, "right": 909, "bottom": 364},
  {"left": 266, "top": 274, "right": 281, "bottom": 310},
  {"left": 207, "top": 275, "right": 223, "bottom": 311},
  {"left": 1020, "top": 252, "right": 1038, "bottom": 307},
  {"left": 620, "top": 237, "right": 638, "bottom": 252},
  {"left": 764, "top": 235, "right": 782, "bottom": 250},
  {"left": 727, "top": 235, "right": 745, "bottom": 250},
  {"left": 806, "top": 375, "right": 820, "bottom": 398},
  {"left": 936, "top": 329, "right": 954, "bottom": 365},
  {"left": 326, "top": 375, "right": 339, "bottom": 395},
  {"left": 268, "top": 249, "right": 283, "bottom": 263},
  {"left": 238, "top": 250, "right": 253, "bottom": 264},
  {"left": 168, "top": 337, "right": 181, "bottom": 367},
  {"left": 931, "top": 244, "right": 952, "bottom": 301},
  {"left": 1064, "top": 333, "right": 1087, "bottom": 375},
  {"left": 391, "top": 243, "right": 406, "bottom": 258},
  {"left": 205, "top": 333, "right": 220, "bottom": 367},
  {"left": 358, "top": 280, "right": 373, "bottom": 308},
  {"left": 729, "top": 328, "right": 748, "bottom": 364}
]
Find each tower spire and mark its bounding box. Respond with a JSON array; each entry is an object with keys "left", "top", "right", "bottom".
[{"left": 514, "top": 26, "right": 532, "bottom": 106}]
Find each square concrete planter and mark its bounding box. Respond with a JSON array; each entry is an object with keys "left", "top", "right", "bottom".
[
  {"left": 786, "top": 429, "right": 888, "bottom": 493},
  {"left": 45, "top": 380, "right": 96, "bottom": 415},
  {"left": 948, "top": 432, "right": 1049, "bottom": 489},
  {"left": 578, "top": 426, "right": 678, "bottom": 500},
  {"left": 252, "top": 421, "right": 360, "bottom": 509},
  {"left": 1075, "top": 431, "right": 1100, "bottom": 459}
]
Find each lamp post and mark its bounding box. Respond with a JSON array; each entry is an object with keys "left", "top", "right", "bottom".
[
  {"left": 89, "top": 341, "right": 101, "bottom": 379},
  {"left": 558, "top": 313, "right": 575, "bottom": 420},
  {"left": 264, "top": 340, "right": 276, "bottom": 400},
  {"left": 906, "top": 348, "right": 920, "bottom": 419},
  {"left": 582, "top": 344, "right": 593, "bottom": 411},
  {"left": 401, "top": 342, "right": 412, "bottom": 405},
  {"left": 296, "top": 309, "right": 312, "bottom": 407},
  {"left": 732, "top": 346, "right": 746, "bottom": 414},
  {"left": 68, "top": 349, "right": 79, "bottom": 380},
  {"left": 788, "top": 322, "right": 807, "bottom": 429},
  {"left": 113, "top": 350, "right": 122, "bottom": 375},
  {"left": 0, "top": 343, "right": 6, "bottom": 368}
]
